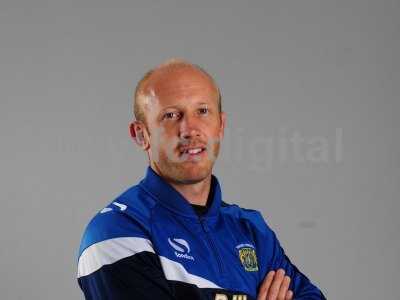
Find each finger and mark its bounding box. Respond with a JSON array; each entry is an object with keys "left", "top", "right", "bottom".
[
  {"left": 266, "top": 268, "right": 285, "bottom": 299},
  {"left": 277, "top": 276, "right": 291, "bottom": 300},
  {"left": 285, "top": 290, "right": 293, "bottom": 300},
  {"left": 257, "top": 271, "right": 275, "bottom": 299},
  {"left": 257, "top": 271, "right": 275, "bottom": 300}
]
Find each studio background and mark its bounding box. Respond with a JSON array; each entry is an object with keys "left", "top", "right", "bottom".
[{"left": 1, "top": 0, "right": 399, "bottom": 299}]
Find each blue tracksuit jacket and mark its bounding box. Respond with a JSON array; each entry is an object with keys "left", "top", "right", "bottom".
[{"left": 77, "top": 166, "right": 326, "bottom": 299}]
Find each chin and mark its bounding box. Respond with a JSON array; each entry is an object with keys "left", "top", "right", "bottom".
[
  {"left": 179, "top": 166, "right": 209, "bottom": 183},
  {"left": 154, "top": 154, "right": 216, "bottom": 184},
  {"left": 167, "top": 162, "right": 210, "bottom": 184}
]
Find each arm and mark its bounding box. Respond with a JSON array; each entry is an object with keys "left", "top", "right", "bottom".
[
  {"left": 77, "top": 210, "right": 177, "bottom": 300},
  {"left": 78, "top": 244, "right": 175, "bottom": 300},
  {"left": 248, "top": 211, "right": 326, "bottom": 299},
  {"left": 77, "top": 210, "right": 212, "bottom": 300},
  {"left": 268, "top": 230, "right": 326, "bottom": 299}
]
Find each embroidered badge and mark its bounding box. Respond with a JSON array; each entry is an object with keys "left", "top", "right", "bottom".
[{"left": 237, "top": 245, "right": 258, "bottom": 272}]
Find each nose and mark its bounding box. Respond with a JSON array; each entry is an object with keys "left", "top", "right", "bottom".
[{"left": 179, "top": 114, "right": 201, "bottom": 140}]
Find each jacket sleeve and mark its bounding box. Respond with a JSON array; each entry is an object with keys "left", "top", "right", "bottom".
[
  {"left": 78, "top": 249, "right": 176, "bottom": 300},
  {"left": 77, "top": 211, "right": 176, "bottom": 300},
  {"left": 248, "top": 211, "right": 326, "bottom": 299},
  {"left": 268, "top": 229, "right": 327, "bottom": 299}
]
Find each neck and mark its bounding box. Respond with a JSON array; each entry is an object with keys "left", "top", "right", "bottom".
[
  {"left": 150, "top": 164, "right": 211, "bottom": 206},
  {"left": 168, "top": 175, "right": 211, "bottom": 206}
]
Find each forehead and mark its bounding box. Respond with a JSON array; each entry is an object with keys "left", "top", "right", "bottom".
[{"left": 143, "top": 66, "right": 219, "bottom": 108}]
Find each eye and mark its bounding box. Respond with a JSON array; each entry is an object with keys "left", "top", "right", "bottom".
[
  {"left": 198, "top": 107, "right": 209, "bottom": 115},
  {"left": 163, "top": 111, "right": 180, "bottom": 120}
]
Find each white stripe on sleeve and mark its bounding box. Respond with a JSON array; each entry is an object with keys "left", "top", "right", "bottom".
[
  {"left": 77, "top": 237, "right": 154, "bottom": 278},
  {"left": 77, "top": 236, "right": 222, "bottom": 289}
]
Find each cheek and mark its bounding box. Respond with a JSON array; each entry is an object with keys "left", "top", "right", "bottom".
[
  {"left": 154, "top": 132, "right": 179, "bottom": 155},
  {"left": 206, "top": 123, "right": 223, "bottom": 140},
  {"left": 149, "top": 125, "right": 175, "bottom": 143}
]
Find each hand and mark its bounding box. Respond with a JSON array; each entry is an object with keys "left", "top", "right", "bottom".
[{"left": 257, "top": 269, "right": 293, "bottom": 300}]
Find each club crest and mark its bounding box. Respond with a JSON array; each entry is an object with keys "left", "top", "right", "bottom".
[{"left": 237, "top": 244, "right": 258, "bottom": 272}]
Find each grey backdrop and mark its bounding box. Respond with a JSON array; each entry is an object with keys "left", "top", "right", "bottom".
[{"left": 1, "top": 0, "right": 399, "bottom": 299}]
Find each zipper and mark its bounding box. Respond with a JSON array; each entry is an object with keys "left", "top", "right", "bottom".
[{"left": 199, "top": 217, "right": 224, "bottom": 276}]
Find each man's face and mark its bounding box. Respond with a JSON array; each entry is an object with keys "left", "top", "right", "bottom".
[{"left": 140, "top": 66, "right": 226, "bottom": 184}]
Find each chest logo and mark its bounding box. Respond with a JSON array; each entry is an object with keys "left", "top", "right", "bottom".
[
  {"left": 237, "top": 244, "right": 258, "bottom": 272},
  {"left": 168, "top": 238, "right": 195, "bottom": 261}
]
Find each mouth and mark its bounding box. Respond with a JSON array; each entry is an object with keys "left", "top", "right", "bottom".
[{"left": 179, "top": 146, "right": 207, "bottom": 160}]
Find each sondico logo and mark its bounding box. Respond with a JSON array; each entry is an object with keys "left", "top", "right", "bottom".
[{"left": 167, "top": 238, "right": 194, "bottom": 261}]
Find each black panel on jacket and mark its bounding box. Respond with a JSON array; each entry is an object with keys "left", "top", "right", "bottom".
[{"left": 78, "top": 251, "right": 255, "bottom": 300}]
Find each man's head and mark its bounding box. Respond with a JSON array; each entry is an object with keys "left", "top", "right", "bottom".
[{"left": 130, "top": 59, "right": 226, "bottom": 185}]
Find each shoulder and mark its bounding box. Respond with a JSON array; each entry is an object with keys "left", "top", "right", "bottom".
[
  {"left": 77, "top": 184, "right": 160, "bottom": 278},
  {"left": 78, "top": 184, "right": 158, "bottom": 257},
  {"left": 220, "top": 201, "right": 273, "bottom": 235}
]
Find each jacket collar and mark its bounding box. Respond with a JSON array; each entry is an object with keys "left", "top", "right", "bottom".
[{"left": 139, "top": 166, "right": 222, "bottom": 219}]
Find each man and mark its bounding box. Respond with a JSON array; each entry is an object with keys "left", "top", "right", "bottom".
[{"left": 77, "top": 59, "right": 326, "bottom": 299}]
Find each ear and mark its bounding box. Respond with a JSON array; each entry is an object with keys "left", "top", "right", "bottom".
[
  {"left": 218, "top": 111, "right": 226, "bottom": 140},
  {"left": 129, "top": 121, "right": 150, "bottom": 150}
]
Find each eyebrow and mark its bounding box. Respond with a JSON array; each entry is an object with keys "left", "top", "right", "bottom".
[
  {"left": 160, "top": 102, "right": 209, "bottom": 111},
  {"left": 159, "top": 105, "right": 180, "bottom": 113}
]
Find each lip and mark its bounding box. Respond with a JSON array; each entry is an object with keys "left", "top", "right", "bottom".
[
  {"left": 178, "top": 146, "right": 207, "bottom": 161},
  {"left": 179, "top": 146, "right": 206, "bottom": 154}
]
